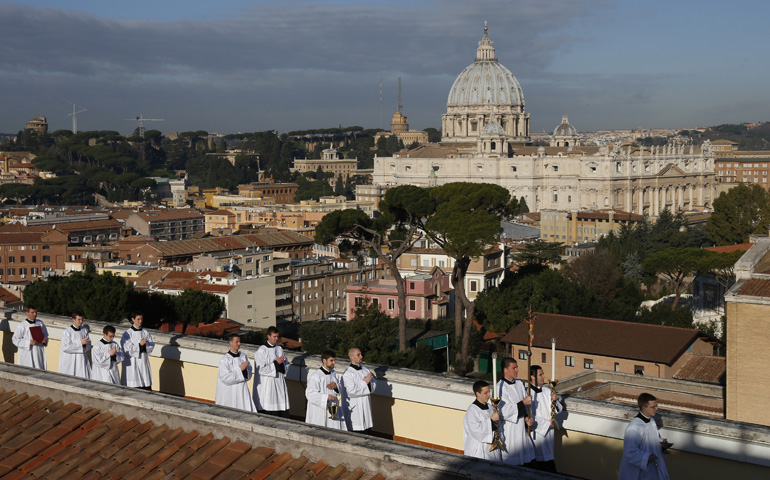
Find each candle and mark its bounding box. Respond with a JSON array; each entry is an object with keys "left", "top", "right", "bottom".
[
  {"left": 551, "top": 338, "right": 556, "bottom": 380},
  {"left": 492, "top": 352, "right": 498, "bottom": 393}
]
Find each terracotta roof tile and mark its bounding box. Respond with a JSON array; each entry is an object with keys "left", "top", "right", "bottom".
[
  {"left": 705, "top": 243, "right": 753, "bottom": 253},
  {"left": 736, "top": 278, "right": 770, "bottom": 297},
  {"left": 673, "top": 355, "right": 726, "bottom": 384},
  {"left": 0, "top": 388, "right": 397, "bottom": 480}
]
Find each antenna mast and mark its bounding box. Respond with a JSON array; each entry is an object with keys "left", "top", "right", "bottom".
[
  {"left": 397, "top": 76, "right": 403, "bottom": 113},
  {"left": 125, "top": 114, "right": 165, "bottom": 138},
  {"left": 67, "top": 102, "right": 87, "bottom": 134}
]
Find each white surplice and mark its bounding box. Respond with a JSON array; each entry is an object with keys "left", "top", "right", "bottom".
[
  {"left": 121, "top": 326, "right": 154, "bottom": 388},
  {"left": 463, "top": 400, "right": 503, "bottom": 462},
  {"left": 305, "top": 367, "right": 347, "bottom": 430},
  {"left": 59, "top": 325, "right": 91, "bottom": 379},
  {"left": 618, "top": 414, "right": 670, "bottom": 480},
  {"left": 12, "top": 319, "right": 48, "bottom": 370},
  {"left": 497, "top": 378, "right": 536, "bottom": 466},
  {"left": 91, "top": 338, "right": 123, "bottom": 384},
  {"left": 340, "top": 363, "right": 376, "bottom": 431},
  {"left": 530, "top": 385, "right": 562, "bottom": 462},
  {"left": 252, "top": 343, "right": 289, "bottom": 411},
  {"left": 216, "top": 351, "right": 257, "bottom": 412}
]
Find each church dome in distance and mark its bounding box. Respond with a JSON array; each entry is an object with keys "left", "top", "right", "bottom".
[
  {"left": 447, "top": 26, "right": 524, "bottom": 108},
  {"left": 554, "top": 113, "right": 577, "bottom": 136},
  {"left": 481, "top": 122, "right": 505, "bottom": 136}
]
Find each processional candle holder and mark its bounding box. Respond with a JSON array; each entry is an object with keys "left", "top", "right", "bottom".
[{"left": 548, "top": 379, "right": 560, "bottom": 429}]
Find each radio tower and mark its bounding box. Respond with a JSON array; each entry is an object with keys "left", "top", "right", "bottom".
[
  {"left": 397, "top": 77, "right": 403, "bottom": 113},
  {"left": 67, "top": 102, "right": 87, "bottom": 134}
]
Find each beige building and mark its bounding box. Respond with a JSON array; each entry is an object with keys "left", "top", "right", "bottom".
[
  {"left": 373, "top": 111, "right": 429, "bottom": 147},
  {"left": 501, "top": 312, "right": 718, "bottom": 382},
  {"left": 540, "top": 208, "right": 645, "bottom": 243},
  {"left": 373, "top": 26, "right": 717, "bottom": 216},
  {"left": 292, "top": 144, "right": 359, "bottom": 179},
  {"left": 725, "top": 237, "right": 770, "bottom": 426},
  {"left": 395, "top": 241, "right": 507, "bottom": 301}
]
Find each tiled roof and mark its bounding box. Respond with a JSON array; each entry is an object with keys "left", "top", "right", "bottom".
[
  {"left": 705, "top": 243, "right": 752, "bottom": 253},
  {"left": 145, "top": 232, "right": 313, "bottom": 258},
  {"left": 132, "top": 210, "right": 205, "bottom": 222},
  {"left": 673, "top": 355, "right": 726, "bottom": 385},
  {"left": 0, "top": 388, "right": 390, "bottom": 480},
  {"left": 26, "top": 219, "right": 122, "bottom": 232},
  {"left": 735, "top": 278, "right": 770, "bottom": 298},
  {"left": 499, "top": 312, "right": 709, "bottom": 365},
  {"left": 0, "top": 286, "right": 20, "bottom": 304}
]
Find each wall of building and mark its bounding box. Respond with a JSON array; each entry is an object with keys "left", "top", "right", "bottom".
[
  {"left": 2, "top": 310, "right": 768, "bottom": 479},
  {"left": 726, "top": 300, "right": 770, "bottom": 426}
]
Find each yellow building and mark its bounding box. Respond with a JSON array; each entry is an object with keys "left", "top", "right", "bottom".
[{"left": 541, "top": 208, "right": 644, "bottom": 243}]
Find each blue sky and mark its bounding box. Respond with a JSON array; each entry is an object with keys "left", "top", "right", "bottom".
[{"left": 2, "top": 1, "right": 769, "bottom": 136}]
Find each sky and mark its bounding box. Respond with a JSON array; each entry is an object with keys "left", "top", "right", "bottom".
[{"left": 2, "top": 0, "right": 769, "bottom": 136}]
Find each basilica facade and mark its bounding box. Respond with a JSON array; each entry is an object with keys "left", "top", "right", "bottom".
[{"left": 372, "top": 27, "right": 716, "bottom": 216}]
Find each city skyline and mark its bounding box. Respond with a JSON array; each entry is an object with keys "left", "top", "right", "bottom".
[{"left": 2, "top": 0, "right": 769, "bottom": 136}]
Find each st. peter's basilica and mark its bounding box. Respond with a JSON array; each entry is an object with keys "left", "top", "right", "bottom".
[{"left": 372, "top": 26, "right": 716, "bottom": 216}]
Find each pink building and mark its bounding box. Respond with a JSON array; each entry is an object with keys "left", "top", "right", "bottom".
[{"left": 346, "top": 267, "right": 453, "bottom": 320}]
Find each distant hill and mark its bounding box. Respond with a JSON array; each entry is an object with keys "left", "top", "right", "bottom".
[{"left": 679, "top": 122, "right": 770, "bottom": 151}]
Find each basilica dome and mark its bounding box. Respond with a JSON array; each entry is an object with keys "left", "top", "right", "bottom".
[
  {"left": 441, "top": 25, "right": 530, "bottom": 144},
  {"left": 447, "top": 30, "right": 524, "bottom": 108}
]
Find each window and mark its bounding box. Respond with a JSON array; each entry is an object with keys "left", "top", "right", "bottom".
[
  {"left": 565, "top": 356, "right": 575, "bottom": 367},
  {"left": 634, "top": 365, "right": 645, "bottom": 375},
  {"left": 245, "top": 270, "right": 252, "bottom": 276},
  {"left": 470, "top": 280, "right": 478, "bottom": 292},
  {"left": 247, "top": 305, "right": 253, "bottom": 309},
  {"left": 20, "top": 256, "right": 25, "bottom": 262},
  {"left": 7, "top": 256, "right": 14, "bottom": 263},
  {"left": 614, "top": 362, "right": 620, "bottom": 372},
  {"left": 32, "top": 256, "right": 36, "bottom": 262},
  {"left": 584, "top": 358, "right": 594, "bottom": 369},
  {"left": 7, "top": 268, "right": 15, "bottom": 275},
  {"left": 246, "top": 258, "right": 252, "bottom": 263},
  {"left": 552, "top": 165, "right": 559, "bottom": 172},
  {"left": 410, "top": 282, "right": 415, "bottom": 289},
  {"left": 388, "top": 299, "right": 395, "bottom": 310},
  {"left": 31, "top": 246, "right": 37, "bottom": 250},
  {"left": 371, "top": 298, "right": 379, "bottom": 307},
  {"left": 542, "top": 353, "right": 547, "bottom": 363},
  {"left": 518, "top": 350, "right": 528, "bottom": 360},
  {"left": 409, "top": 299, "right": 416, "bottom": 311}
]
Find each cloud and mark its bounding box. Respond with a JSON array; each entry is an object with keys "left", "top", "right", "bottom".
[{"left": 0, "top": 1, "right": 627, "bottom": 134}]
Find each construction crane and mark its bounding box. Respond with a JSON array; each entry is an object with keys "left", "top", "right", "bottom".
[
  {"left": 67, "top": 102, "right": 87, "bottom": 134},
  {"left": 125, "top": 114, "right": 164, "bottom": 138}
]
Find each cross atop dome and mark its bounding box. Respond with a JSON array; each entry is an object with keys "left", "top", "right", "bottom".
[{"left": 476, "top": 22, "right": 497, "bottom": 62}]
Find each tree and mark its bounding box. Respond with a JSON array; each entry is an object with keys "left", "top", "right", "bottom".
[
  {"left": 423, "top": 183, "right": 514, "bottom": 374},
  {"left": 708, "top": 184, "right": 770, "bottom": 245},
  {"left": 562, "top": 252, "right": 623, "bottom": 298},
  {"left": 518, "top": 196, "right": 529, "bottom": 214},
  {"left": 172, "top": 289, "right": 225, "bottom": 334},
  {"left": 513, "top": 241, "right": 564, "bottom": 267},
  {"left": 315, "top": 185, "right": 434, "bottom": 351},
  {"left": 643, "top": 247, "right": 706, "bottom": 310}
]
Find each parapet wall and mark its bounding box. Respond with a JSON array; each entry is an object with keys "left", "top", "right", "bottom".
[{"left": 2, "top": 309, "right": 769, "bottom": 480}]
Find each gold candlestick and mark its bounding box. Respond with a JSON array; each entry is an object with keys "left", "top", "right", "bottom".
[
  {"left": 489, "top": 397, "right": 505, "bottom": 452},
  {"left": 548, "top": 379, "right": 560, "bottom": 428}
]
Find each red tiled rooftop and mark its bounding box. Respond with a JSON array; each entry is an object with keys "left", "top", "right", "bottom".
[
  {"left": 705, "top": 243, "right": 752, "bottom": 253},
  {"left": 0, "top": 388, "right": 394, "bottom": 480}
]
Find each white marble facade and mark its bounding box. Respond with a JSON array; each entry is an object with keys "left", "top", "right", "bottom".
[{"left": 373, "top": 26, "right": 716, "bottom": 216}]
